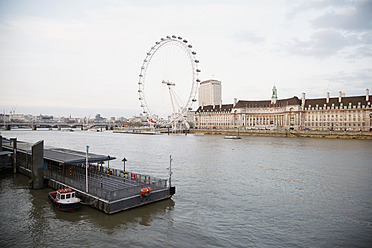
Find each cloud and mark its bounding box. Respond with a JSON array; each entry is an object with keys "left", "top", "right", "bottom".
[
  {"left": 286, "top": 29, "right": 349, "bottom": 58},
  {"left": 4, "top": 16, "right": 87, "bottom": 42},
  {"left": 312, "top": 0, "right": 372, "bottom": 31},
  {"left": 287, "top": 0, "right": 353, "bottom": 19},
  {"left": 287, "top": 0, "right": 372, "bottom": 31},
  {"left": 234, "top": 31, "right": 265, "bottom": 44},
  {"left": 284, "top": 0, "right": 372, "bottom": 59},
  {"left": 327, "top": 68, "right": 372, "bottom": 95}
]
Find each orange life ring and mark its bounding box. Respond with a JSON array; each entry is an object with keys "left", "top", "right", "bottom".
[
  {"left": 131, "top": 173, "right": 135, "bottom": 180},
  {"left": 140, "top": 187, "right": 152, "bottom": 196}
]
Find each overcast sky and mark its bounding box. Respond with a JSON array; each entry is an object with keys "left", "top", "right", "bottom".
[{"left": 0, "top": 0, "right": 371, "bottom": 118}]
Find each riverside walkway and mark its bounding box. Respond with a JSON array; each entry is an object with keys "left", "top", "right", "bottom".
[{"left": 1, "top": 136, "right": 175, "bottom": 214}]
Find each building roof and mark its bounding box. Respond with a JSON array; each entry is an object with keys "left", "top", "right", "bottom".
[
  {"left": 234, "top": 96, "right": 301, "bottom": 108},
  {"left": 304, "top": 95, "right": 371, "bottom": 108},
  {"left": 196, "top": 104, "right": 233, "bottom": 113},
  {"left": 195, "top": 93, "right": 371, "bottom": 113},
  {"left": 200, "top": 79, "right": 221, "bottom": 85}
]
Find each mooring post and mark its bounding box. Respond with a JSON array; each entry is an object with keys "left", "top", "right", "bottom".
[
  {"left": 0, "top": 135, "right": 3, "bottom": 152},
  {"left": 10, "top": 138, "right": 17, "bottom": 174},
  {"left": 169, "top": 155, "right": 172, "bottom": 188},
  {"left": 32, "top": 140, "right": 44, "bottom": 189}
]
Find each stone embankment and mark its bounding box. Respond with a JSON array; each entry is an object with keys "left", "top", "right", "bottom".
[{"left": 190, "top": 129, "right": 372, "bottom": 140}]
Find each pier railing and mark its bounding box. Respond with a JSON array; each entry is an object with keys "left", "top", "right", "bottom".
[{"left": 43, "top": 163, "right": 168, "bottom": 201}]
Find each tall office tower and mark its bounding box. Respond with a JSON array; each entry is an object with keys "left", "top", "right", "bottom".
[{"left": 198, "top": 80, "right": 222, "bottom": 106}]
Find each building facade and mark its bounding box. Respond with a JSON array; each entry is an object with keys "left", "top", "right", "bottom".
[
  {"left": 198, "top": 80, "right": 222, "bottom": 107},
  {"left": 194, "top": 89, "right": 372, "bottom": 132}
]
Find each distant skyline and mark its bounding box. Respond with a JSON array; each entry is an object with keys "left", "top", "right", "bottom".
[{"left": 0, "top": 0, "right": 371, "bottom": 118}]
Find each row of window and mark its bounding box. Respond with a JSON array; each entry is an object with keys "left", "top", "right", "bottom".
[{"left": 304, "top": 122, "right": 365, "bottom": 127}]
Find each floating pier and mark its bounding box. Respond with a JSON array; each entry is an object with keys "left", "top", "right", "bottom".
[{"left": 1, "top": 136, "right": 175, "bottom": 214}]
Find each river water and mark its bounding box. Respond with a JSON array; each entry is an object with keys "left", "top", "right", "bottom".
[{"left": 0, "top": 129, "right": 371, "bottom": 247}]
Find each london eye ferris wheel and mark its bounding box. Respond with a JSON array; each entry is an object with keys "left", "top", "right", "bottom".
[{"left": 138, "top": 35, "right": 200, "bottom": 129}]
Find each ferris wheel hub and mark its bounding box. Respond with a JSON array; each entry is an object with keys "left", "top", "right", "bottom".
[{"left": 162, "top": 80, "right": 175, "bottom": 86}]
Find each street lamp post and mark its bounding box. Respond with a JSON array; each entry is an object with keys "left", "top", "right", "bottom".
[
  {"left": 122, "top": 157, "right": 127, "bottom": 180},
  {"left": 86, "top": 145, "right": 89, "bottom": 192},
  {"left": 107, "top": 155, "right": 110, "bottom": 177}
]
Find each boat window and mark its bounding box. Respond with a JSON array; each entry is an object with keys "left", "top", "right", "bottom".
[
  {"left": 66, "top": 194, "right": 71, "bottom": 199},
  {"left": 61, "top": 195, "right": 65, "bottom": 200},
  {"left": 56, "top": 193, "right": 60, "bottom": 200},
  {"left": 72, "top": 193, "right": 75, "bottom": 198}
]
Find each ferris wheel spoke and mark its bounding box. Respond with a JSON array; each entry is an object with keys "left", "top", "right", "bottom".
[{"left": 170, "top": 87, "right": 185, "bottom": 114}]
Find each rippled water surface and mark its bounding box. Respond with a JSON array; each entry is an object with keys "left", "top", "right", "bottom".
[{"left": 1, "top": 130, "right": 372, "bottom": 247}]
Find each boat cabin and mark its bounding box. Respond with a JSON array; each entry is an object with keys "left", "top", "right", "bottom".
[{"left": 56, "top": 188, "right": 77, "bottom": 203}]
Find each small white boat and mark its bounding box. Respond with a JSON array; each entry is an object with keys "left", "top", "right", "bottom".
[
  {"left": 224, "top": 136, "right": 241, "bottom": 139},
  {"left": 89, "top": 128, "right": 103, "bottom": 132},
  {"left": 48, "top": 188, "right": 81, "bottom": 211},
  {"left": 193, "top": 133, "right": 205, "bottom": 136}
]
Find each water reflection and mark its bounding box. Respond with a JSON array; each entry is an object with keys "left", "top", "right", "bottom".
[{"left": 75, "top": 199, "right": 175, "bottom": 230}]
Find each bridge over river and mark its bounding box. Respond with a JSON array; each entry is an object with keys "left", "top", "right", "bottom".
[{"left": 1, "top": 120, "right": 118, "bottom": 130}]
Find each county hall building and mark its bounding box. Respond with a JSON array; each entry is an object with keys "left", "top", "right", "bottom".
[{"left": 194, "top": 81, "right": 372, "bottom": 132}]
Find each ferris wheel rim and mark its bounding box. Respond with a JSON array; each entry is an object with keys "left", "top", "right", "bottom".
[{"left": 138, "top": 35, "right": 200, "bottom": 125}]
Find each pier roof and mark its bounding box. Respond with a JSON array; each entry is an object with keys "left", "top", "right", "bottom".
[
  {"left": 1, "top": 138, "right": 115, "bottom": 164},
  {"left": 44, "top": 148, "right": 115, "bottom": 164}
]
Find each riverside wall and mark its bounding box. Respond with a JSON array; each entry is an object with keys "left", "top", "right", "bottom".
[{"left": 190, "top": 129, "right": 372, "bottom": 140}]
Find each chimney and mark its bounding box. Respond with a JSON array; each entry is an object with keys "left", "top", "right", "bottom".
[
  {"left": 233, "top": 98, "right": 237, "bottom": 107},
  {"left": 339, "top": 91, "right": 342, "bottom": 103},
  {"left": 367, "top": 89, "right": 370, "bottom": 101},
  {"left": 326, "top": 92, "right": 330, "bottom": 103},
  {"left": 301, "top": 92, "right": 306, "bottom": 107}
]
